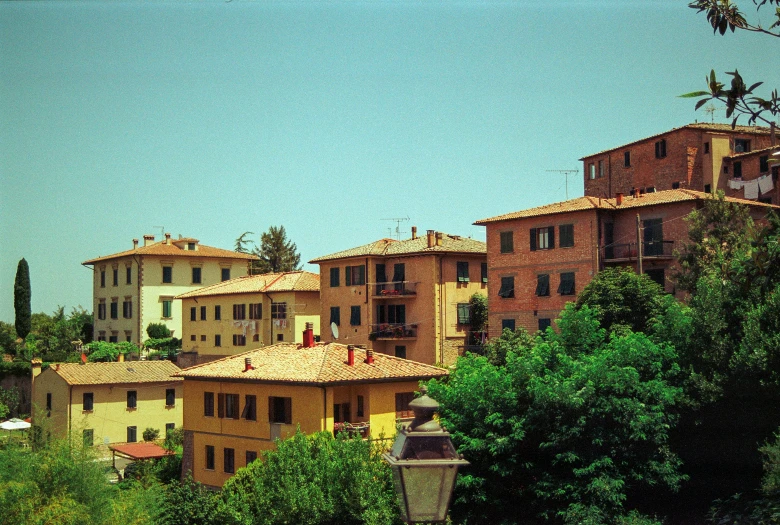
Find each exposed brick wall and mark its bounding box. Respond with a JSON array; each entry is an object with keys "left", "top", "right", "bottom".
[{"left": 181, "top": 429, "right": 194, "bottom": 481}]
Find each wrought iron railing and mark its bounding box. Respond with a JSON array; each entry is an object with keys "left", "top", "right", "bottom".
[
  {"left": 369, "top": 323, "right": 418, "bottom": 339},
  {"left": 371, "top": 281, "right": 418, "bottom": 297},
  {"left": 603, "top": 240, "right": 674, "bottom": 260}
]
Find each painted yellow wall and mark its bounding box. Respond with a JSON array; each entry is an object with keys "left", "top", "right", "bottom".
[
  {"left": 92, "top": 256, "right": 140, "bottom": 343},
  {"left": 31, "top": 367, "right": 71, "bottom": 438}
]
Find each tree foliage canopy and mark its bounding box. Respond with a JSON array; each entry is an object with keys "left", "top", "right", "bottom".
[
  {"left": 236, "top": 226, "right": 302, "bottom": 274},
  {"left": 13, "top": 258, "right": 31, "bottom": 341}
]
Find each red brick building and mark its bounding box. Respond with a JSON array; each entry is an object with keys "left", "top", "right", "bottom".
[
  {"left": 475, "top": 189, "right": 777, "bottom": 336},
  {"left": 581, "top": 123, "right": 779, "bottom": 205}
]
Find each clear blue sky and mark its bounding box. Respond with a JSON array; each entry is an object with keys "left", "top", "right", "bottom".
[{"left": 1, "top": 0, "right": 776, "bottom": 323}]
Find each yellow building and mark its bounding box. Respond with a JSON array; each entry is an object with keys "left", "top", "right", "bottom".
[
  {"left": 175, "top": 271, "right": 321, "bottom": 366},
  {"left": 82, "top": 234, "right": 257, "bottom": 345},
  {"left": 175, "top": 333, "right": 447, "bottom": 488},
  {"left": 309, "top": 228, "right": 487, "bottom": 365},
  {"left": 31, "top": 360, "right": 183, "bottom": 448}
]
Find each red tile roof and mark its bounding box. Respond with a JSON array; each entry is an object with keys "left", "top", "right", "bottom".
[
  {"left": 175, "top": 343, "right": 447, "bottom": 385},
  {"left": 48, "top": 361, "right": 182, "bottom": 385},
  {"left": 309, "top": 233, "right": 486, "bottom": 263},
  {"left": 175, "top": 271, "right": 319, "bottom": 299},
  {"left": 110, "top": 442, "right": 175, "bottom": 460},
  {"left": 83, "top": 239, "right": 257, "bottom": 265}
]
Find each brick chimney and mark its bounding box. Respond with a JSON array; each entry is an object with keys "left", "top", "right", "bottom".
[
  {"left": 365, "top": 347, "right": 374, "bottom": 365},
  {"left": 143, "top": 235, "right": 155, "bottom": 247},
  {"left": 133, "top": 238, "right": 139, "bottom": 249},
  {"left": 165, "top": 233, "right": 171, "bottom": 245},
  {"left": 302, "top": 322, "right": 315, "bottom": 348},
  {"left": 411, "top": 226, "right": 417, "bottom": 240},
  {"left": 244, "top": 357, "right": 254, "bottom": 372},
  {"left": 347, "top": 344, "right": 355, "bottom": 366},
  {"left": 616, "top": 192, "right": 623, "bottom": 206},
  {"left": 435, "top": 232, "right": 443, "bottom": 246},
  {"left": 427, "top": 230, "right": 435, "bottom": 248}
]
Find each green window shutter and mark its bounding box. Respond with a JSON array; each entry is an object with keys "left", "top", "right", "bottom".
[{"left": 530, "top": 228, "right": 537, "bottom": 251}]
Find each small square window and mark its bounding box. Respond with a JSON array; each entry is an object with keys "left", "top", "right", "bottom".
[
  {"left": 221, "top": 268, "right": 231, "bottom": 282},
  {"left": 558, "top": 272, "right": 576, "bottom": 295},
  {"left": 246, "top": 450, "right": 258, "bottom": 465},
  {"left": 269, "top": 396, "right": 292, "bottom": 424},
  {"left": 538, "top": 318, "right": 552, "bottom": 331},
  {"left": 501, "top": 319, "right": 516, "bottom": 332},
  {"left": 191, "top": 335, "right": 196, "bottom": 341},
  {"left": 734, "top": 139, "right": 751, "bottom": 153},
  {"left": 499, "top": 231, "right": 514, "bottom": 253},
  {"left": 704, "top": 184, "right": 712, "bottom": 193},
  {"left": 233, "top": 334, "right": 246, "bottom": 346},
  {"left": 271, "top": 302, "right": 287, "bottom": 319},
  {"left": 395, "top": 345, "right": 407, "bottom": 359},
  {"left": 201, "top": 335, "right": 206, "bottom": 342},
  {"left": 536, "top": 274, "right": 550, "bottom": 297},
  {"left": 498, "top": 276, "right": 514, "bottom": 298}
]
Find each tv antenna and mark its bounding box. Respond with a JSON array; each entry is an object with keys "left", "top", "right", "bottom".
[
  {"left": 381, "top": 216, "right": 410, "bottom": 240},
  {"left": 703, "top": 103, "right": 723, "bottom": 123},
  {"left": 152, "top": 225, "right": 165, "bottom": 239},
  {"left": 546, "top": 169, "right": 579, "bottom": 200}
]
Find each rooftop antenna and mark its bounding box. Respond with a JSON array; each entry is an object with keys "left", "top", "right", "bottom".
[
  {"left": 152, "top": 225, "right": 165, "bottom": 239},
  {"left": 381, "top": 216, "right": 410, "bottom": 240},
  {"left": 546, "top": 169, "right": 579, "bottom": 200},
  {"left": 703, "top": 103, "right": 721, "bottom": 123}
]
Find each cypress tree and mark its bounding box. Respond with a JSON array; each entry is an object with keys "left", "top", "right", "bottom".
[{"left": 14, "top": 258, "right": 31, "bottom": 340}]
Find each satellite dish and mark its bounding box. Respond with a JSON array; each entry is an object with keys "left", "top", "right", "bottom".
[{"left": 331, "top": 322, "right": 339, "bottom": 340}]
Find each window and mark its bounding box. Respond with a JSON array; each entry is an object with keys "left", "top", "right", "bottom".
[
  {"left": 233, "top": 334, "right": 246, "bottom": 346},
  {"left": 205, "top": 445, "right": 215, "bottom": 470},
  {"left": 277, "top": 333, "right": 284, "bottom": 342},
  {"left": 127, "top": 390, "right": 137, "bottom": 409},
  {"left": 191, "top": 335, "right": 196, "bottom": 341},
  {"left": 215, "top": 305, "right": 221, "bottom": 320},
  {"left": 246, "top": 451, "right": 258, "bottom": 465},
  {"left": 395, "top": 392, "right": 415, "bottom": 418},
  {"left": 655, "top": 139, "right": 667, "bottom": 158},
  {"left": 221, "top": 268, "right": 230, "bottom": 281},
  {"left": 241, "top": 395, "right": 257, "bottom": 421},
  {"left": 100, "top": 270, "right": 106, "bottom": 288},
  {"left": 395, "top": 345, "right": 407, "bottom": 359},
  {"left": 645, "top": 268, "right": 665, "bottom": 288},
  {"left": 330, "top": 267, "right": 340, "bottom": 287},
  {"left": 162, "top": 266, "right": 172, "bottom": 283},
  {"left": 598, "top": 160, "right": 604, "bottom": 178},
  {"left": 224, "top": 447, "right": 235, "bottom": 473},
  {"left": 271, "top": 302, "right": 287, "bottom": 319},
  {"left": 215, "top": 334, "right": 221, "bottom": 347},
  {"left": 204, "top": 392, "right": 215, "bottom": 417},
  {"left": 704, "top": 184, "right": 712, "bottom": 193},
  {"left": 672, "top": 181, "right": 681, "bottom": 189},
  {"left": 200, "top": 306, "right": 206, "bottom": 321},
  {"left": 498, "top": 276, "right": 514, "bottom": 298},
  {"left": 589, "top": 163, "right": 595, "bottom": 179},
  {"left": 345, "top": 265, "right": 366, "bottom": 286},
  {"left": 734, "top": 161, "right": 743, "bottom": 178},
  {"left": 252, "top": 334, "right": 259, "bottom": 342},
  {"left": 501, "top": 319, "right": 516, "bottom": 331},
  {"left": 190, "top": 307, "right": 197, "bottom": 321},
  {"left": 357, "top": 395, "right": 365, "bottom": 417},
  {"left": 249, "top": 303, "right": 262, "bottom": 320},
  {"left": 734, "top": 139, "right": 751, "bottom": 153},
  {"left": 350, "top": 305, "right": 361, "bottom": 326},
  {"left": 98, "top": 301, "right": 106, "bottom": 320},
  {"left": 123, "top": 300, "right": 132, "bottom": 319},
  {"left": 83, "top": 429, "right": 93, "bottom": 447},
  {"left": 530, "top": 226, "right": 554, "bottom": 251},
  {"left": 481, "top": 262, "right": 488, "bottom": 283},
  {"left": 624, "top": 151, "right": 631, "bottom": 167},
  {"left": 162, "top": 300, "right": 172, "bottom": 318},
  {"left": 110, "top": 300, "right": 118, "bottom": 319},
  {"left": 113, "top": 269, "right": 118, "bottom": 286},
  {"left": 536, "top": 274, "right": 550, "bottom": 296},
  {"left": 83, "top": 392, "right": 93, "bottom": 411},
  {"left": 388, "top": 304, "right": 405, "bottom": 324},
  {"left": 166, "top": 423, "right": 175, "bottom": 436},
  {"left": 704, "top": 141, "right": 710, "bottom": 154},
  {"left": 330, "top": 306, "right": 340, "bottom": 326},
  {"left": 499, "top": 231, "right": 514, "bottom": 253},
  {"left": 127, "top": 426, "right": 137, "bottom": 443},
  {"left": 392, "top": 263, "right": 405, "bottom": 283},
  {"left": 109, "top": 334, "right": 118, "bottom": 343},
  {"left": 559, "top": 224, "right": 574, "bottom": 248},
  {"left": 224, "top": 394, "right": 239, "bottom": 419},
  {"left": 187, "top": 242, "right": 196, "bottom": 251},
  {"left": 538, "top": 318, "right": 552, "bottom": 331},
  {"left": 233, "top": 304, "right": 246, "bottom": 320},
  {"left": 457, "top": 303, "right": 471, "bottom": 324},
  {"left": 126, "top": 266, "right": 132, "bottom": 284},
  {"left": 456, "top": 262, "right": 470, "bottom": 282},
  {"left": 166, "top": 389, "right": 175, "bottom": 407},
  {"left": 46, "top": 393, "right": 52, "bottom": 412},
  {"left": 558, "top": 272, "right": 576, "bottom": 295},
  {"left": 758, "top": 155, "right": 769, "bottom": 173},
  {"left": 191, "top": 267, "right": 201, "bottom": 284},
  {"left": 269, "top": 396, "right": 292, "bottom": 424}
]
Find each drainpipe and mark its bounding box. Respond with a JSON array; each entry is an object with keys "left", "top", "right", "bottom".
[
  {"left": 132, "top": 253, "right": 142, "bottom": 346},
  {"left": 321, "top": 387, "right": 328, "bottom": 433},
  {"left": 81, "top": 263, "right": 97, "bottom": 342},
  {"left": 438, "top": 255, "right": 444, "bottom": 364}
]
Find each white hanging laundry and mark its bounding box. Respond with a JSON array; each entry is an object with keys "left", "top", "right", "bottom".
[
  {"left": 758, "top": 174, "right": 775, "bottom": 195},
  {"left": 744, "top": 179, "right": 759, "bottom": 200},
  {"left": 729, "top": 179, "right": 745, "bottom": 190}
]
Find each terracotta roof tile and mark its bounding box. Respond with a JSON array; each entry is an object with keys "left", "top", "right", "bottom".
[
  {"left": 309, "top": 234, "right": 485, "bottom": 263},
  {"left": 83, "top": 239, "right": 257, "bottom": 265},
  {"left": 175, "top": 271, "right": 320, "bottom": 299},
  {"left": 175, "top": 343, "right": 448, "bottom": 385},
  {"left": 110, "top": 442, "right": 175, "bottom": 459},
  {"left": 50, "top": 361, "right": 182, "bottom": 385}
]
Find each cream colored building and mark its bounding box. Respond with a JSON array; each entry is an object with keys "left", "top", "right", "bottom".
[
  {"left": 176, "top": 271, "right": 321, "bottom": 366},
  {"left": 175, "top": 333, "right": 447, "bottom": 488},
  {"left": 31, "top": 360, "right": 183, "bottom": 447},
  {"left": 310, "top": 228, "right": 487, "bottom": 365},
  {"left": 82, "top": 234, "right": 257, "bottom": 345}
]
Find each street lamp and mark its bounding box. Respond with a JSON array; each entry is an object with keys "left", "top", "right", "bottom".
[{"left": 383, "top": 387, "right": 469, "bottom": 524}]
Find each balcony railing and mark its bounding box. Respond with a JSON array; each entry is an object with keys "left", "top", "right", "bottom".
[
  {"left": 603, "top": 240, "right": 674, "bottom": 261},
  {"left": 371, "top": 281, "right": 418, "bottom": 297},
  {"left": 369, "top": 323, "right": 418, "bottom": 340}
]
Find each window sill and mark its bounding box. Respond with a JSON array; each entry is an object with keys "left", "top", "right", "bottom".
[
  {"left": 82, "top": 410, "right": 93, "bottom": 414},
  {"left": 126, "top": 407, "right": 137, "bottom": 412},
  {"left": 165, "top": 404, "right": 175, "bottom": 409}
]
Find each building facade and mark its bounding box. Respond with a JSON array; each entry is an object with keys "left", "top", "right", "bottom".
[
  {"left": 176, "top": 271, "right": 321, "bottom": 366},
  {"left": 82, "top": 234, "right": 257, "bottom": 345},
  {"left": 581, "top": 123, "right": 778, "bottom": 204},
  {"left": 310, "top": 228, "right": 487, "bottom": 366},
  {"left": 31, "top": 360, "right": 183, "bottom": 448},
  {"left": 476, "top": 189, "right": 778, "bottom": 336},
  {"left": 175, "top": 334, "right": 447, "bottom": 488}
]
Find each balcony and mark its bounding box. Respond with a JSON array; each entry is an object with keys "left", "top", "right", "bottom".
[
  {"left": 602, "top": 240, "right": 675, "bottom": 262},
  {"left": 369, "top": 323, "right": 418, "bottom": 340},
  {"left": 371, "top": 281, "right": 418, "bottom": 298}
]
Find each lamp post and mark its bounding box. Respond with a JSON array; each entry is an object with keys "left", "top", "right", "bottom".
[{"left": 383, "top": 387, "right": 468, "bottom": 524}]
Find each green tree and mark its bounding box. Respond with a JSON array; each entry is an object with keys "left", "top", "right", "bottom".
[
  {"left": 146, "top": 322, "right": 171, "bottom": 339},
  {"left": 234, "top": 231, "right": 255, "bottom": 254},
  {"left": 0, "top": 321, "right": 17, "bottom": 355},
  {"left": 243, "top": 225, "right": 302, "bottom": 274},
  {"left": 13, "top": 258, "right": 31, "bottom": 341},
  {"left": 468, "top": 293, "right": 488, "bottom": 346},
  {"left": 426, "top": 306, "right": 684, "bottom": 525}
]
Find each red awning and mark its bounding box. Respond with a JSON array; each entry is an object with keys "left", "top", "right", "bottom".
[{"left": 109, "top": 442, "right": 174, "bottom": 460}]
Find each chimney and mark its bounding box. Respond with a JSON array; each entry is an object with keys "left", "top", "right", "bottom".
[
  {"left": 365, "top": 347, "right": 374, "bottom": 365},
  {"left": 411, "top": 226, "right": 417, "bottom": 240},
  {"left": 427, "top": 230, "right": 435, "bottom": 248},
  {"left": 616, "top": 192, "right": 623, "bottom": 206},
  {"left": 31, "top": 358, "right": 42, "bottom": 380},
  {"left": 244, "top": 357, "right": 254, "bottom": 372},
  {"left": 435, "top": 232, "right": 443, "bottom": 246},
  {"left": 133, "top": 238, "right": 139, "bottom": 249},
  {"left": 118, "top": 352, "right": 125, "bottom": 363},
  {"left": 165, "top": 233, "right": 171, "bottom": 245},
  {"left": 143, "top": 235, "right": 155, "bottom": 247},
  {"left": 347, "top": 344, "right": 355, "bottom": 366},
  {"left": 302, "top": 322, "right": 315, "bottom": 348}
]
